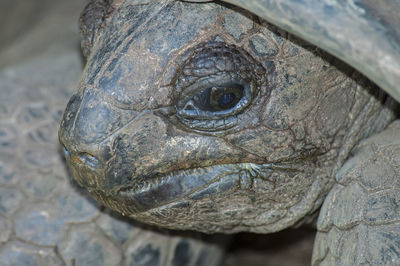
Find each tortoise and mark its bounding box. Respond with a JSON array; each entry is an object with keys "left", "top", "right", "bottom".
[{"left": 57, "top": 0, "right": 400, "bottom": 265}]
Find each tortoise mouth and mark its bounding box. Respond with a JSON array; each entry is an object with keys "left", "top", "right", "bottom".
[
  {"left": 115, "top": 164, "right": 245, "bottom": 212},
  {"left": 93, "top": 162, "right": 305, "bottom": 213}
]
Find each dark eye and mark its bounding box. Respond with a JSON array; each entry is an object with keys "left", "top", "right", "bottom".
[
  {"left": 193, "top": 83, "right": 244, "bottom": 111},
  {"left": 176, "top": 80, "right": 252, "bottom": 120}
]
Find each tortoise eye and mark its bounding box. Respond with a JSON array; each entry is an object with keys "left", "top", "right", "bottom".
[
  {"left": 173, "top": 42, "right": 268, "bottom": 132},
  {"left": 193, "top": 83, "right": 244, "bottom": 112},
  {"left": 176, "top": 80, "right": 252, "bottom": 121}
]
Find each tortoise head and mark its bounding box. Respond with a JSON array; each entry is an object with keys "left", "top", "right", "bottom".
[{"left": 59, "top": 0, "right": 397, "bottom": 233}]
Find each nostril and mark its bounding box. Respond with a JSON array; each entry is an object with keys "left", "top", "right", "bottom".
[
  {"left": 78, "top": 152, "right": 100, "bottom": 168},
  {"left": 62, "top": 145, "right": 71, "bottom": 158}
]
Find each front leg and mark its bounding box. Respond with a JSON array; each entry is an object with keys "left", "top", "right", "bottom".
[{"left": 312, "top": 120, "right": 400, "bottom": 265}]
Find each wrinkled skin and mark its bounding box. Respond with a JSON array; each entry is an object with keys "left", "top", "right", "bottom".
[{"left": 59, "top": 0, "right": 397, "bottom": 234}]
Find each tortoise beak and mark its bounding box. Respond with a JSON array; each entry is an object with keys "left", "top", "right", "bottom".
[{"left": 221, "top": 0, "right": 400, "bottom": 102}]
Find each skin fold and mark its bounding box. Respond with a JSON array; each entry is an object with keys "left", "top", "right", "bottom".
[{"left": 59, "top": 0, "right": 398, "bottom": 234}]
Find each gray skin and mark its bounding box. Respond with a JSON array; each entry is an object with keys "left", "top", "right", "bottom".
[
  {"left": 0, "top": 1, "right": 226, "bottom": 266},
  {"left": 59, "top": 0, "right": 400, "bottom": 265}
]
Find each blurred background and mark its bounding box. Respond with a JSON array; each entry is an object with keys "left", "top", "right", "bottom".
[{"left": 0, "top": 0, "right": 86, "bottom": 68}]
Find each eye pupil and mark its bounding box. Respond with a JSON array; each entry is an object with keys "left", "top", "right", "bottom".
[{"left": 218, "top": 93, "right": 236, "bottom": 109}]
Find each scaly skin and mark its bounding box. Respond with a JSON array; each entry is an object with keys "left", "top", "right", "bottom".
[
  {"left": 313, "top": 121, "right": 400, "bottom": 265},
  {"left": 0, "top": 34, "right": 224, "bottom": 266},
  {"left": 0, "top": 1, "right": 226, "bottom": 265},
  {"left": 59, "top": 0, "right": 398, "bottom": 235}
]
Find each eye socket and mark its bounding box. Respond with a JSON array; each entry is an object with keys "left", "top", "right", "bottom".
[
  {"left": 193, "top": 83, "right": 244, "bottom": 112},
  {"left": 172, "top": 42, "right": 268, "bottom": 132}
]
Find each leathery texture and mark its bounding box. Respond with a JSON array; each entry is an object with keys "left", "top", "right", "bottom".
[
  {"left": 313, "top": 121, "right": 400, "bottom": 265},
  {"left": 59, "top": 0, "right": 399, "bottom": 234}
]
